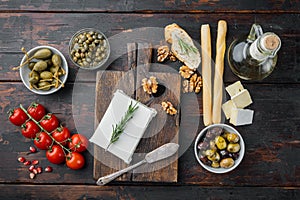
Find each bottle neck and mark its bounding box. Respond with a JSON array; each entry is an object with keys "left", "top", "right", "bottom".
[{"left": 249, "top": 33, "right": 281, "bottom": 62}]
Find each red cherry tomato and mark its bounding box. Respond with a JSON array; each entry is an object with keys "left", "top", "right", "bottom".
[
  {"left": 21, "top": 120, "right": 40, "bottom": 139},
  {"left": 8, "top": 108, "right": 28, "bottom": 126},
  {"left": 52, "top": 127, "right": 71, "bottom": 146},
  {"left": 46, "top": 145, "right": 65, "bottom": 164},
  {"left": 40, "top": 114, "right": 59, "bottom": 133},
  {"left": 68, "top": 134, "right": 89, "bottom": 152},
  {"left": 27, "top": 102, "right": 46, "bottom": 121},
  {"left": 66, "top": 152, "right": 85, "bottom": 170},
  {"left": 34, "top": 132, "right": 52, "bottom": 150}
]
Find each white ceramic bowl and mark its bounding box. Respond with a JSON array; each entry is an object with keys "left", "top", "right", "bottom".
[
  {"left": 194, "top": 124, "right": 245, "bottom": 173},
  {"left": 68, "top": 28, "right": 110, "bottom": 70},
  {"left": 20, "top": 45, "right": 68, "bottom": 95}
]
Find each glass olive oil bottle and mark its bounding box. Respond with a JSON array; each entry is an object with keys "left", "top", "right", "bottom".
[{"left": 227, "top": 24, "right": 281, "bottom": 80}]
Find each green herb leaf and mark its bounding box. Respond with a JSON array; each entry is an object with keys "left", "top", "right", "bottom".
[
  {"left": 106, "top": 101, "right": 139, "bottom": 150},
  {"left": 177, "top": 37, "right": 198, "bottom": 55}
]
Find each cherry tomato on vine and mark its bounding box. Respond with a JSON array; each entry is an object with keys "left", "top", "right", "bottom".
[
  {"left": 66, "top": 152, "right": 85, "bottom": 170},
  {"left": 40, "top": 114, "right": 59, "bottom": 133},
  {"left": 52, "top": 127, "right": 70, "bottom": 146},
  {"left": 68, "top": 134, "right": 89, "bottom": 152},
  {"left": 34, "top": 132, "right": 52, "bottom": 150},
  {"left": 27, "top": 102, "right": 46, "bottom": 121},
  {"left": 46, "top": 145, "right": 65, "bottom": 164},
  {"left": 8, "top": 108, "right": 28, "bottom": 126},
  {"left": 21, "top": 120, "right": 40, "bottom": 139}
]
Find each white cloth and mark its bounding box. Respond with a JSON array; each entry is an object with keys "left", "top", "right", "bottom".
[{"left": 90, "top": 90, "right": 157, "bottom": 164}]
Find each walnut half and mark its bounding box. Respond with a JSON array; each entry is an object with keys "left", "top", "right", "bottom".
[
  {"left": 161, "top": 101, "right": 177, "bottom": 115},
  {"left": 179, "top": 65, "right": 195, "bottom": 79},
  {"left": 182, "top": 73, "right": 203, "bottom": 94},
  {"left": 157, "top": 45, "right": 177, "bottom": 62},
  {"left": 142, "top": 76, "right": 158, "bottom": 94}
]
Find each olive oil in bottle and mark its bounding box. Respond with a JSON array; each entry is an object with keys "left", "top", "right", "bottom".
[{"left": 227, "top": 24, "right": 281, "bottom": 80}]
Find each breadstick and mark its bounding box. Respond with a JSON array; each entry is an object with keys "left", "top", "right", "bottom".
[
  {"left": 212, "top": 20, "right": 227, "bottom": 124},
  {"left": 201, "top": 24, "right": 212, "bottom": 126}
]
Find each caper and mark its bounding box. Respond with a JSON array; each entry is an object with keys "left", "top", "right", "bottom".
[
  {"left": 52, "top": 54, "right": 62, "bottom": 68},
  {"left": 45, "top": 59, "right": 53, "bottom": 67},
  {"left": 33, "top": 48, "right": 52, "bottom": 59},
  {"left": 40, "top": 71, "right": 53, "bottom": 80},
  {"left": 227, "top": 143, "right": 240, "bottom": 153},
  {"left": 226, "top": 133, "right": 239, "bottom": 143},
  {"left": 29, "top": 71, "right": 39, "bottom": 84},
  {"left": 49, "top": 65, "right": 59, "bottom": 74},
  {"left": 33, "top": 61, "right": 47, "bottom": 72},
  {"left": 38, "top": 82, "right": 51, "bottom": 91},
  {"left": 28, "top": 62, "right": 36, "bottom": 70},
  {"left": 220, "top": 158, "right": 234, "bottom": 168},
  {"left": 215, "top": 136, "right": 227, "bottom": 150}
]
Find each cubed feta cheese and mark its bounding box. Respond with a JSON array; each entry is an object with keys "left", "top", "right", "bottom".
[
  {"left": 230, "top": 108, "right": 254, "bottom": 126},
  {"left": 222, "top": 100, "right": 236, "bottom": 119},
  {"left": 225, "top": 81, "right": 244, "bottom": 97},
  {"left": 231, "top": 89, "right": 253, "bottom": 108}
]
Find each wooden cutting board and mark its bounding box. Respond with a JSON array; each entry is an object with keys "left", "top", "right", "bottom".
[{"left": 93, "top": 43, "right": 181, "bottom": 182}]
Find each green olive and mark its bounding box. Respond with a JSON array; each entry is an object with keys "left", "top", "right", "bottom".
[
  {"left": 220, "top": 158, "right": 234, "bottom": 168},
  {"left": 40, "top": 71, "right": 53, "bottom": 80},
  {"left": 227, "top": 143, "right": 240, "bottom": 153},
  {"left": 33, "top": 61, "right": 47, "bottom": 72},
  {"left": 208, "top": 152, "right": 220, "bottom": 162},
  {"left": 211, "top": 162, "right": 220, "bottom": 168},
  {"left": 226, "top": 133, "right": 240, "bottom": 143},
  {"left": 52, "top": 54, "right": 62, "bottom": 68},
  {"left": 205, "top": 149, "right": 216, "bottom": 157},
  {"left": 33, "top": 48, "right": 52, "bottom": 59},
  {"left": 29, "top": 71, "right": 39, "bottom": 84},
  {"left": 215, "top": 136, "right": 227, "bottom": 150},
  {"left": 38, "top": 82, "right": 51, "bottom": 90}
]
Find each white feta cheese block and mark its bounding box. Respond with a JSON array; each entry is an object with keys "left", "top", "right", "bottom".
[
  {"left": 231, "top": 89, "right": 253, "bottom": 108},
  {"left": 222, "top": 100, "right": 236, "bottom": 119},
  {"left": 89, "top": 90, "right": 157, "bottom": 164},
  {"left": 230, "top": 108, "right": 254, "bottom": 126},
  {"left": 225, "top": 81, "right": 244, "bottom": 97}
]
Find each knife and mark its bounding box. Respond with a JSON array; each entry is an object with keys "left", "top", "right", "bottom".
[{"left": 96, "top": 143, "right": 179, "bottom": 185}]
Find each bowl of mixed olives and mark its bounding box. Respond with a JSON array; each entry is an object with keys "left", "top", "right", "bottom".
[
  {"left": 68, "top": 28, "right": 110, "bottom": 70},
  {"left": 194, "top": 124, "right": 245, "bottom": 173},
  {"left": 19, "top": 46, "right": 68, "bottom": 95}
]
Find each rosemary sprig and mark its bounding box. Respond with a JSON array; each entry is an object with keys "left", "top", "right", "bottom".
[
  {"left": 106, "top": 101, "right": 139, "bottom": 151},
  {"left": 177, "top": 37, "right": 198, "bottom": 55}
]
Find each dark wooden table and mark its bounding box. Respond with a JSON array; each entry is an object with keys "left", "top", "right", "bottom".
[{"left": 1, "top": 1, "right": 299, "bottom": 199}]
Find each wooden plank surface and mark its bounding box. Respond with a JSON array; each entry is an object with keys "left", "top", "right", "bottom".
[
  {"left": 0, "top": 13, "right": 299, "bottom": 84},
  {"left": 0, "top": 0, "right": 299, "bottom": 12}
]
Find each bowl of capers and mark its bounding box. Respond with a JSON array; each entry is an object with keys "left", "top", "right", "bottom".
[
  {"left": 194, "top": 124, "right": 245, "bottom": 173},
  {"left": 19, "top": 45, "right": 68, "bottom": 95},
  {"left": 68, "top": 28, "right": 110, "bottom": 70}
]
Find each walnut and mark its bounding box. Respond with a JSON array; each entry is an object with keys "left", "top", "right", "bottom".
[
  {"left": 157, "top": 46, "right": 170, "bottom": 62},
  {"left": 182, "top": 74, "right": 202, "bottom": 93},
  {"left": 169, "top": 52, "right": 177, "bottom": 62},
  {"left": 179, "top": 65, "right": 195, "bottom": 79},
  {"left": 142, "top": 76, "right": 158, "bottom": 94},
  {"left": 161, "top": 101, "right": 177, "bottom": 115}
]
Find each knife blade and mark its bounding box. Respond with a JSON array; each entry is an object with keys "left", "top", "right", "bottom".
[{"left": 96, "top": 143, "right": 179, "bottom": 185}]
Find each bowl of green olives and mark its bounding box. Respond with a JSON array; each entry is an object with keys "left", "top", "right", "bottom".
[
  {"left": 19, "top": 46, "right": 68, "bottom": 95},
  {"left": 194, "top": 124, "right": 245, "bottom": 173},
  {"left": 68, "top": 28, "right": 110, "bottom": 70}
]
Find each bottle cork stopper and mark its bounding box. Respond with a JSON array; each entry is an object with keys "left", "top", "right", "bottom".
[{"left": 263, "top": 35, "right": 280, "bottom": 50}]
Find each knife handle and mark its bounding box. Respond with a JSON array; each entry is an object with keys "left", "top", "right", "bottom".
[{"left": 96, "top": 159, "right": 147, "bottom": 186}]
